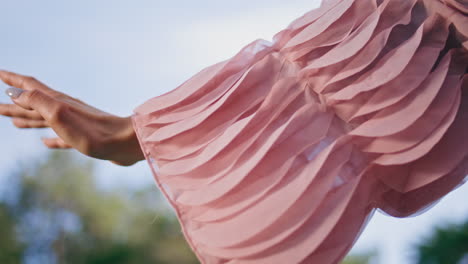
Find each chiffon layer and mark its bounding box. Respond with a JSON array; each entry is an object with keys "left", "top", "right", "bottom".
[{"left": 132, "top": 0, "right": 468, "bottom": 263}]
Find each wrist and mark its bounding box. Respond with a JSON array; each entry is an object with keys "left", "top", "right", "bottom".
[{"left": 109, "top": 115, "right": 145, "bottom": 166}]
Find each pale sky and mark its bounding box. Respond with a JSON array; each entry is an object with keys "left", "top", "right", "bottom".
[{"left": 0, "top": 1, "right": 467, "bottom": 263}]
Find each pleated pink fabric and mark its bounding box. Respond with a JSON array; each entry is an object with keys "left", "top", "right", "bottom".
[{"left": 131, "top": 0, "right": 468, "bottom": 263}]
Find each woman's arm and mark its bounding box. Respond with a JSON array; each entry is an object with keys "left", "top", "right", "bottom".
[{"left": 0, "top": 70, "right": 145, "bottom": 166}]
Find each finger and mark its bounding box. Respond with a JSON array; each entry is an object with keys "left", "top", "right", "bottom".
[
  {"left": 9, "top": 89, "right": 62, "bottom": 123},
  {"left": 11, "top": 118, "right": 48, "bottom": 128},
  {"left": 0, "top": 70, "right": 36, "bottom": 90},
  {"left": 41, "top": 137, "right": 72, "bottom": 149},
  {"left": 0, "top": 70, "right": 59, "bottom": 95},
  {"left": 0, "top": 103, "right": 44, "bottom": 120}
]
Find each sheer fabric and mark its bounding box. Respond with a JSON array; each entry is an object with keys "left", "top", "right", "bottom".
[{"left": 132, "top": 0, "right": 468, "bottom": 263}]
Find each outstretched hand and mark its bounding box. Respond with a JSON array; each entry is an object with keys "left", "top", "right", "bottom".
[{"left": 0, "top": 70, "right": 145, "bottom": 166}]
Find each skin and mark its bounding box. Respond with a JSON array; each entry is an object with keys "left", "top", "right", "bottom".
[{"left": 0, "top": 70, "right": 145, "bottom": 166}]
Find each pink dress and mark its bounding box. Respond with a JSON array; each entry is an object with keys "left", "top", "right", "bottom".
[{"left": 131, "top": 0, "right": 468, "bottom": 263}]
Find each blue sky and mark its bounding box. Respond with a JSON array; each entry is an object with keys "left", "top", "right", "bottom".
[{"left": 0, "top": 1, "right": 467, "bottom": 263}]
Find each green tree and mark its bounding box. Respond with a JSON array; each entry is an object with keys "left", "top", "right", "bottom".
[
  {"left": 341, "top": 250, "right": 378, "bottom": 264},
  {"left": 0, "top": 203, "right": 24, "bottom": 264},
  {"left": 0, "top": 150, "right": 198, "bottom": 264},
  {"left": 414, "top": 219, "right": 468, "bottom": 264}
]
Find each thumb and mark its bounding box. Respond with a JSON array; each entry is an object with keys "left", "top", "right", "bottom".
[{"left": 41, "top": 137, "right": 72, "bottom": 149}]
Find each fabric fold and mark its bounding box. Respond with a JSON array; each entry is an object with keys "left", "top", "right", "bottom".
[{"left": 131, "top": 0, "right": 468, "bottom": 263}]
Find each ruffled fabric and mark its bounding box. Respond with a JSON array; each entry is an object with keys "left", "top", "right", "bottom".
[{"left": 131, "top": 0, "right": 468, "bottom": 263}]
